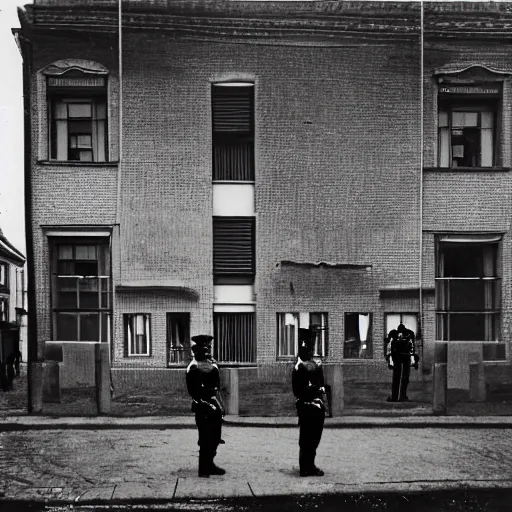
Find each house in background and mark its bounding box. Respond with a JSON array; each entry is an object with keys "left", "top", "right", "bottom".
[
  {"left": 0, "top": 228, "right": 27, "bottom": 360},
  {"left": 13, "top": 0, "right": 512, "bottom": 414}
]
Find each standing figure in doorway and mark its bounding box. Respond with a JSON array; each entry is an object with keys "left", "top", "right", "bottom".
[
  {"left": 186, "top": 334, "right": 225, "bottom": 478},
  {"left": 385, "top": 323, "right": 418, "bottom": 402},
  {"left": 292, "top": 327, "right": 326, "bottom": 477}
]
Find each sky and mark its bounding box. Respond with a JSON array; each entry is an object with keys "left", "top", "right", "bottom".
[{"left": 0, "top": 0, "right": 27, "bottom": 254}]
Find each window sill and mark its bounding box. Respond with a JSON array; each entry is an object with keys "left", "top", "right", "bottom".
[
  {"left": 213, "top": 180, "right": 255, "bottom": 184},
  {"left": 424, "top": 166, "right": 510, "bottom": 173},
  {"left": 37, "top": 160, "right": 119, "bottom": 167}
]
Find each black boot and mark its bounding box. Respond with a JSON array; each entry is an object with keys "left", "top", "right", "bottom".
[
  {"left": 310, "top": 452, "right": 324, "bottom": 477},
  {"left": 198, "top": 453, "right": 210, "bottom": 478},
  {"left": 299, "top": 449, "right": 307, "bottom": 476},
  {"left": 209, "top": 451, "right": 226, "bottom": 475}
]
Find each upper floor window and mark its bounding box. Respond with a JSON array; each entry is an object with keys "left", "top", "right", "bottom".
[
  {"left": 436, "top": 66, "right": 506, "bottom": 169},
  {"left": 0, "top": 298, "right": 8, "bottom": 322},
  {"left": 43, "top": 61, "right": 108, "bottom": 163},
  {"left": 212, "top": 83, "right": 254, "bottom": 181},
  {"left": 213, "top": 217, "right": 255, "bottom": 285}
]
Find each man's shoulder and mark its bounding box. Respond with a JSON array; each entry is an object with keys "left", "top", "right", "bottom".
[{"left": 186, "top": 360, "right": 198, "bottom": 373}]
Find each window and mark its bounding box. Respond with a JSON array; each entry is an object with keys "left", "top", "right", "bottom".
[
  {"left": 213, "top": 217, "right": 255, "bottom": 284},
  {"left": 385, "top": 313, "right": 418, "bottom": 338},
  {"left": 212, "top": 83, "right": 254, "bottom": 181},
  {"left": 438, "top": 85, "right": 500, "bottom": 168},
  {"left": 167, "top": 313, "right": 191, "bottom": 365},
  {"left": 0, "top": 262, "right": 7, "bottom": 290},
  {"left": 344, "top": 313, "right": 373, "bottom": 359},
  {"left": 125, "top": 314, "right": 151, "bottom": 357},
  {"left": 277, "top": 313, "right": 299, "bottom": 358},
  {"left": 0, "top": 298, "right": 8, "bottom": 322},
  {"left": 310, "top": 312, "right": 328, "bottom": 357},
  {"left": 213, "top": 312, "right": 255, "bottom": 363},
  {"left": 436, "top": 237, "right": 503, "bottom": 360},
  {"left": 51, "top": 240, "right": 111, "bottom": 342},
  {"left": 47, "top": 74, "right": 107, "bottom": 162},
  {"left": 276, "top": 312, "right": 328, "bottom": 358}
]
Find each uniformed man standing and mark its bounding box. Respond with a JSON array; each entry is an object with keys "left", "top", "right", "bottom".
[
  {"left": 385, "top": 323, "right": 418, "bottom": 402},
  {"left": 186, "top": 334, "right": 225, "bottom": 478},
  {"left": 292, "top": 327, "right": 326, "bottom": 477}
]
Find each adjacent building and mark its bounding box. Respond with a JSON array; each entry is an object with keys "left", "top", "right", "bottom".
[{"left": 14, "top": 0, "right": 512, "bottom": 412}]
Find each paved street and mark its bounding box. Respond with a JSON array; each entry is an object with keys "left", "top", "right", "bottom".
[{"left": 1, "top": 425, "right": 512, "bottom": 504}]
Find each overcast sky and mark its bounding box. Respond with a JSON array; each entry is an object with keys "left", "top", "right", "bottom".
[{"left": 0, "top": 0, "right": 27, "bottom": 254}]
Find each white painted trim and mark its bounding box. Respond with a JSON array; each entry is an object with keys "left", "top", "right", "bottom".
[
  {"left": 213, "top": 304, "right": 256, "bottom": 313},
  {"left": 46, "top": 231, "right": 111, "bottom": 237}
]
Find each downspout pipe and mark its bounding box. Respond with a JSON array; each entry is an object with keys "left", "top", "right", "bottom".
[
  {"left": 419, "top": 1, "right": 425, "bottom": 360},
  {"left": 16, "top": 28, "right": 39, "bottom": 413}
]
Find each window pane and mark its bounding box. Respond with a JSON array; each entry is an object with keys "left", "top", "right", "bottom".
[
  {"left": 481, "top": 128, "right": 493, "bottom": 167},
  {"left": 345, "top": 313, "right": 372, "bottom": 359},
  {"left": 214, "top": 313, "right": 255, "bottom": 363},
  {"left": 167, "top": 313, "right": 191, "bottom": 364},
  {"left": 452, "top": 112, "right": 465, "bottom": 127},
  {"left": 483, "top": 343, "right": 506, "bottom": 361},
  {"left": 58, "top": 245, "right": 73, "bottom": 260},
  {"left": 79, "top": 151, "right": 93, "bottom": 162},
  {"left": 76, "top": 246, "right": 96, "bottom": 260},
  {"left": 481, "top": 111, "right": 493, "bottom": 129},
  {"left": 438, "top": 111, "right": 448, "bottom": 127},
  {"left": 450, "top": 313, "right": 486, "bottom": 341},
  {"left": 77, "top": 135, "right": 92, "bottom": 148},
  {"left": 56, "top": 312, "right": 78, "bottom": 341},
  {"left": 79, "top": 278, "right": 99, "bottom": 308},
  {"left": 56, "top": 276, "right": 78, "bottom": 308},
  {"left": 68, "top": 103, "right": 92, "bottom": 118},
  {"left": 386, "top": 314, "right": 401, "bottom": 335},
  {"left": 53, "top": 101, "right": 68, "bottom": 120},
  {"left": 402, "top": 314, "right": 418, "bottom": 336},
  {"left": 439, "top": 127, "right": 450, "bottom": 167},
  {"left": 464, "top": 112, "right": 478, "bottom": 127},
  {"left": 80, "top": 313, "right": 99, "bottom": 341}
]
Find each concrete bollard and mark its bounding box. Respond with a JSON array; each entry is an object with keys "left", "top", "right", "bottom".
[
  {"left": 222, "top": 368, "right": 239, "bottom": 416},
  {"left": 432, "top": 363, "right": 447, "bottom": 414},
  {"left": 95, "top": 343, "right": 111, "bottom": 414},
  {"left": 30, "top": 362, "right": 44, "bottom": 414},
  {"left": 324, "top": 364, "right": 344, "bottom": 417}
]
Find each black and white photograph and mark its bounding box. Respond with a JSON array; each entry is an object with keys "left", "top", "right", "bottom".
[{"left": 1, "top": 0, "right": 512, "bottom": 510}]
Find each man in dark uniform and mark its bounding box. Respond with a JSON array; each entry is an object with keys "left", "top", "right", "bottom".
[
  {"left": 385, "top": 323, "right": 418, "bottom": 402},
  {"left": 292, "top": 327, "right": 326, "bottom": 477},
  {"left": 186, "top": 334, "right": 225, "bottom": 478}
]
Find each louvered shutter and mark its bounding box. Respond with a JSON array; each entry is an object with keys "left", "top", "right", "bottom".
[
  {"left": 212, "top": 84, "right": 254, "bottom": 180},
  {"left": 213, "top": 218, "right": 255, "bottom": 277},
  {"left": 212, "top": 84, "right": 253, "bottom": 133}
]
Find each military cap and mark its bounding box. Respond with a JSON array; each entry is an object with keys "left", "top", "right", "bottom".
[{"left": 191, "top": 334, "right": 214, "bottom": 346}]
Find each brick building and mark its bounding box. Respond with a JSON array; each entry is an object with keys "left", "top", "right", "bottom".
[{"left": 14, "top": 0, "right": 512, "bottom": 413}]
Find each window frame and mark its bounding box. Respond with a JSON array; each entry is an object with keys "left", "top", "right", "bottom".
[
  {"left": 344, "top": 312, "right": 373, "bottom": 360},
  {"left": 50, "top": 238, "right": 111, "bottom": 343},
  {"left": 276, "top": 312, "right": 299, "bottom": 359},
  {"left": 437, "top": 83, "right": 501, "bottom": 169},
  {"left": 435, "top": 236, "right": 504, "bottom": 360},
  {"left": 384, "top": 312, "right": 420, "bottom": 339},
  {"left": 213, "top": 311, "right": 256, "bottom": 364},
  {"left": 47, "top": 75, "right": 108, "bottom": 163},
  {"left": 212, "top": 82, "right": 255, "bottom": 182},
  {"left": 166, "top": 312, "right": 191, "bottom": 366},
  {"left": 213, "top": 216, "right": 256, "bottom": 285},
  {"left": 0, "top": 262, "right": 8, "bottom": 290},
  {"left": 124, "top": 313, "right": 152, "bottom": 357},
  {"left": 309, "top": 312, "right": 329, "bottom": 358}
]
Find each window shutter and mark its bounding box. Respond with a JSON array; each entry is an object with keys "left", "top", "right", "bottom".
[
  {"left": 213, "top": 218, "right": 255, "bottom": 276},
  {"left": 212, "top": 85, "right": 253, "bottom": 133}
]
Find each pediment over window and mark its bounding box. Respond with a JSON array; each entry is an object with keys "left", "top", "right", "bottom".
[
  {"left": 41, "top": 59, "right": 108, "bottom": 76},
  {"left": 435, "top": 64, "right": 511, "bottom": 82}
]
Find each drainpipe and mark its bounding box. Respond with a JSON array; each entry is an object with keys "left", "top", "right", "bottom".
[
  {"left": 419, "top": 1, "right": 425, "bottom": 360},
  {"left": 16, "top": 29, "right": 40, "bottom": 413},
  {"left": 115, "top": 0, "right": 123, "bottom": 231}
]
